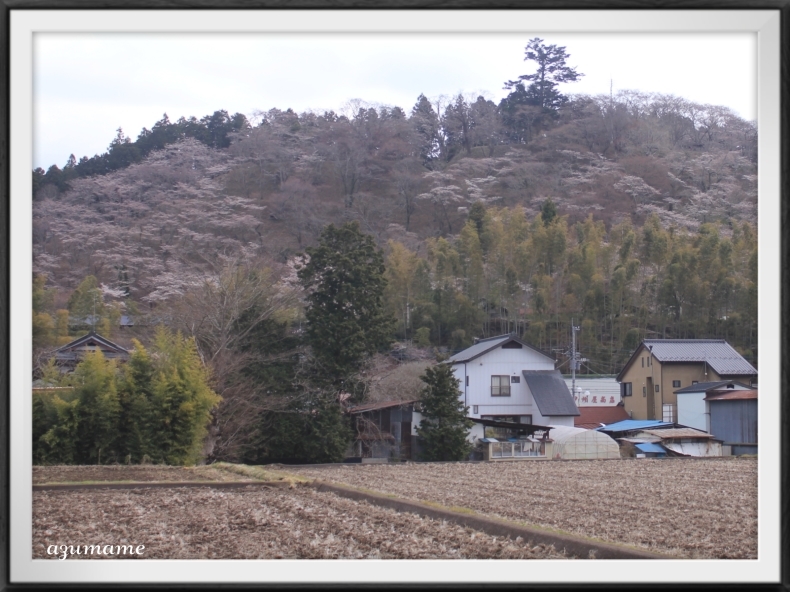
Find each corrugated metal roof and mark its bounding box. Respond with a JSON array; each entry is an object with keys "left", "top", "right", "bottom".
[
  {"left": 635, "top": 442, "right": 667, "bottom": 454},
  {"left": 522, "top": 370, "right": 580, "bottom": 416},
  {"left": 447, "top": 334, "right": 554, "bottom": 364},
  {"left": 641, "top": 428, "right": 714, "bottom": 439},
  {"left": 596, "top": 419, "right": 673, "bottom": 432},
  {"left": 705, "top": 390, "right": 758, "bottom": 401},
  {"left": 643, "top": 339, "right": 757, "bottom": 376}
]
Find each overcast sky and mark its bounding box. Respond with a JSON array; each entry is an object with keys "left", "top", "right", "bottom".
[{"left": 33, "top": 32, "right": 755, "bottom": 170}]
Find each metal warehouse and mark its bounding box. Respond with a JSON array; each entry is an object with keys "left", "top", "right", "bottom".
[{"left": 705, "top": 389, "right": 758, "bottom": 456}]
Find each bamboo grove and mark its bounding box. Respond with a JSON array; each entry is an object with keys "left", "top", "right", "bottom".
[{"left": 383, "top": 203, "right": 757, "bottom": 373}]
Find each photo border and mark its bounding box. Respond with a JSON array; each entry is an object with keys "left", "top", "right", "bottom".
[{"left": 1, "top": 2, "right": 787, "bottom": 589}]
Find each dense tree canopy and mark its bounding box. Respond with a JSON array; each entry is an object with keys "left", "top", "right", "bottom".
[
  {"left": 33, "top": 328, "right": 220, "bottom": 465},
  {"left": 297, "top": 221, "right": 395, "bottom": 392}
]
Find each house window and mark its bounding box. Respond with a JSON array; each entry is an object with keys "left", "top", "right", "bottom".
[
  {"left": 643, "top": 386, "right": 647, "bottom": 396},
  {"left": 472, "top": 405, "right": 478, "bottom": 414},
  {"left": 491, "top": 376, "right": 511, "bottom": 396},
  {"left": 672, "top": 380, "right": 681, "bottom": 388},
  {"left": 692, "top": 380, "right": 698, "bottom": 385},
  {"left": 621, "top": 382, "right": 633, "bottom": 397},
  {"left": 641, "top": 357, "right": 644, "bottom": 367},
  {"left": 511, "top": 376, "right": 520, "bottom": 383},
  {"left": 662, "top": 404, "right": 676, "bottom": 422},
  {"left": 466, "top": 376, "right": 469, "bottom": 387},
  {"left": 655, "top": 384, "right": 660, "bottom": 392}
]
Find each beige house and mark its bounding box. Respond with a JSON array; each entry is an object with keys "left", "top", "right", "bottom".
[{"left": 616, "top": 340, "right": 757, "bottom": 421}]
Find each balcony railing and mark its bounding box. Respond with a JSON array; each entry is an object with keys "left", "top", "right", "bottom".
[{"left": 488, "top": 440, "right": 547, "bottom": 459}]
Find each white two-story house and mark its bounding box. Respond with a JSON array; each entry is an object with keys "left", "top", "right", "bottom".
[{"left": 447, "top": 334, "right": 580, "bottom": 441}]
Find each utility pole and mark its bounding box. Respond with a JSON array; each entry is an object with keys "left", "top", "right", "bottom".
[{"left": 571, "top": 319, "right": 580, "bottom": 401}]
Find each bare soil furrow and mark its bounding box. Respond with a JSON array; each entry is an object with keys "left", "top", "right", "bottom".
[
  {"left": 288, "top": 458, "right": 757, "bottom": 559},
  {"left": 33, "top": 486, "right": 568, "bottom": 560}
]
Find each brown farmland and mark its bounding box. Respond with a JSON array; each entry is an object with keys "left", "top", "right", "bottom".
[
  {"left": 33, "top": 486, "right": 567, "bottom": 560},
  {"left": 287, "top": 457, "right": 758, "bottom": 559}
]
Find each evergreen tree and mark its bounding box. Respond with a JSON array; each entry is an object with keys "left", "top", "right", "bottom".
[
  {"left": 297, "top": 221, "right": 395, "bottom": 394},
  {"left": 410, "top": 94, "right": 443, "bottom": 168},
  {"left": 504, "top": 38, "right": 584, "bottom": 111},
  {"left": 250, "top": 394, "right": 352, "bottom": 465},
  {"left": 416, "top": 364, "right": 473, "bottom": 461},
  {"left": 540, "top": 198, "right": 558, "bottom": 226}
]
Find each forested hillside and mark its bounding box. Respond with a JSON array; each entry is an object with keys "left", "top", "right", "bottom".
[{"left": 32, "top": 39, "right": 758, "bottom": 379}]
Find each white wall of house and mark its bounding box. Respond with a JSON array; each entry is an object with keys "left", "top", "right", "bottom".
[
  {"left": 677, "top": 393, "right": 709, "bottom": 432},
  {"left": 564, "top": 377, "right": 621, "bottom": 407},
  {"left": 469, "top": 423, "right": 485, "bottom": 441},
  {"left": 451, "top": 346, "right": 556, "bottom": 426}
]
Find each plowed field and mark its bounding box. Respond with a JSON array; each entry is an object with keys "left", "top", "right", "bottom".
[
  {"left": 288, "top": 458, "right": 758, "bottom": 559},
  {"left": 33, "top": 486, "right": 567, "bottom": 560}
]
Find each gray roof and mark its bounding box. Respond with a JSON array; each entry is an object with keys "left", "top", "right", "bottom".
[
  {"left": 617, "top": 339, "right": 757, "bottom": 381},
  {"left": 54, "top": 331, "right": 130, "bottom": 362},
  {"left": 448, "top": 334, "right": 554, "bottom": 364},
  {"left": 522, "top": 370, "right": 580, "bottom": 416},
  {"left": 643, "top": 339, "right": 757, "bottom": 376},
  {"left": 674, "top": 380, "right": 752, "bottom": 394}
]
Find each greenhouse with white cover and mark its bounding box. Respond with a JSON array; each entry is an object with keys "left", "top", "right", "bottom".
[{"left": 548, "top": 425, "right": 621, "bottom": 459}]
